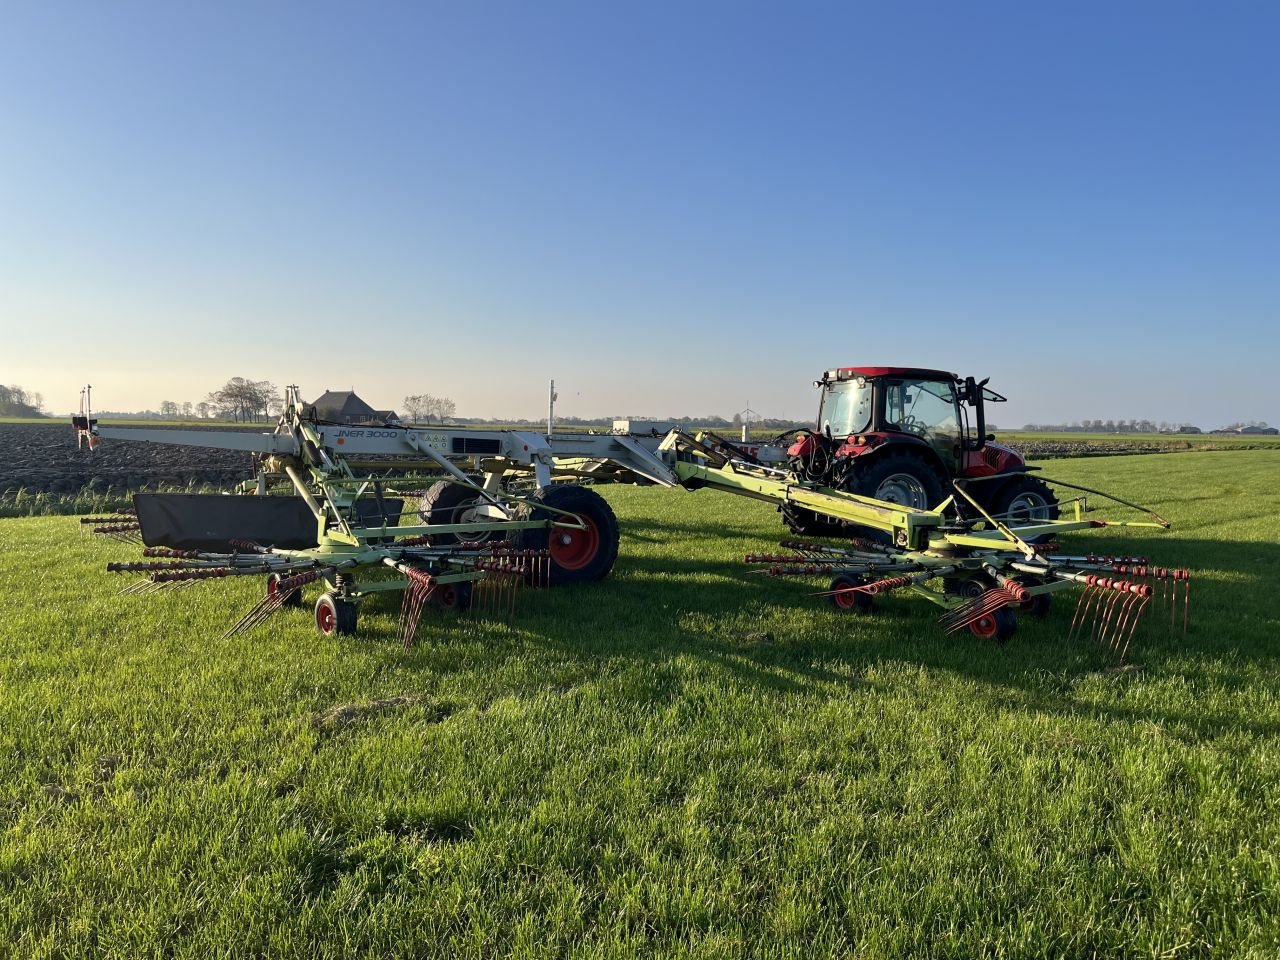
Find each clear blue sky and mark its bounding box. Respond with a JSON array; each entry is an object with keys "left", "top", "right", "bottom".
[{"left": 1, "top": 1, "right": 1276, "bottom": 427}]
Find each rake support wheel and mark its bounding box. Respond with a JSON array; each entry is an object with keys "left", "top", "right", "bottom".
[
  {"left": 432, "top": 580, "right": 473, "bottom": 612},
  {"left": 315, "top": 593, "right": 358, "bottom": 637},
  {"left": 968, "top": 606, "right": 1017, "bottom": 643},
  {"left": 267, "top": 572, "right": 304, "bottom": 608},
  {"left": 828, "top": 574, "right": 873, "bottom": 614},
  {"left": 516, "top": 484, "right": 619, "bottom": 585}
]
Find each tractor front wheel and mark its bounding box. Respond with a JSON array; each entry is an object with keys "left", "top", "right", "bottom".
[{"left": 516, "top": 484, "right": 620, "bottom": 585}]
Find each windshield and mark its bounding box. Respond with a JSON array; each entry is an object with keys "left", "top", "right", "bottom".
[
  {"left": 819, "top": 379, "right": 873, "bottom": 436},
  {"left": 883, "top": 378, "right": 960, "bottom": 446}
]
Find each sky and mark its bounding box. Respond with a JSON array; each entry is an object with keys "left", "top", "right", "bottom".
[{"left": 1, "top": 1, "right": 1276, "bottom": 428}]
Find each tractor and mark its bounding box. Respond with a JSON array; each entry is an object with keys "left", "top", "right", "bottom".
[{"left": 782, "top": 366, "right": 1059, "bottom": 536}]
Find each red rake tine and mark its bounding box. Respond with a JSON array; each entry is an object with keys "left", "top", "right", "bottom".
[
  {"left": 1068, "top": 585, "right": 1094, "bottom": 642},
  {"left": 1119, "top": 596, "right": 1149, "bottom": 661},
  {"left": 1105, "top": 592, "right": 1140, "bottom": 652}
]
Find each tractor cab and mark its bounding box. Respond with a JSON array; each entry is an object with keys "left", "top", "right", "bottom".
[{"left": 815, "top": 366, "right": 1005, "bottom": 475}]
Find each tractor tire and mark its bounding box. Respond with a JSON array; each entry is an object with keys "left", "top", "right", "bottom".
[
  {"left": 314, "top": 593, "right": 358, "bottom": 637},
  {"left": 851, "top": 451, "right": 947, "bottom": 511},
  {"left": 515, "top": 484, "right": 620, "bottom": 585},
  {"left": 988, "top": 475, "right": 1059, "bottom": 543},
  {"left": 418, "top": 479, "right": 499, "bottom": 546}
]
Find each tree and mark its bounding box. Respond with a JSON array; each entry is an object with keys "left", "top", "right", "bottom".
[
  {"left": 0, "top": 385, "right": 46, "bottom": 417},
  {"left": 182, "top": 401, "right": 193, "bottom": 418},
  {"left": 209, "top": 378, "right": 278, "bottom": 422},
  {"left": 196, "top": 401, "right": 210, "bottom": 419},
  {"left": 160, "top": 400, "right": 180, "bottom": 418},
  {"left": 403, "top": 393, "right": 457, "bottom": 424}
]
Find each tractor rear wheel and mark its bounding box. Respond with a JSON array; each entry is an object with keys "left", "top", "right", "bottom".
[
  {"left": 852, "top": 452, "right": 946, "bottom": 511},
  {"left": 418, "top": 479, "right": 500, "bottom": 546},
  {"left": 989, "top": 476, "right": 1059, "bottom": 543},
  {"left": 516, "top": 484, "right": 620, "bottom": 585},
  {"left": 781, "top": 504, "right": 843, "bottom": 538}
]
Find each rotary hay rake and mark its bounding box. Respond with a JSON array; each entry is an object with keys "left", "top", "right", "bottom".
[{"left": 88, "top": 502, "right": 559, "bottom": 647}]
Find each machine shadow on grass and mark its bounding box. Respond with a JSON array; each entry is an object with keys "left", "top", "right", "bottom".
[{"left": 347, "top": 530, "right": 1280, "bottom": 742}]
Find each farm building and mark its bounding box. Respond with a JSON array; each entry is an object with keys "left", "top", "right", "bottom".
[{"left": 308, "top": 389, "right": 399, "bottom": 424}]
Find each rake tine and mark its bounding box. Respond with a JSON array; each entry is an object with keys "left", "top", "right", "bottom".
[
  {"left": 1068, "top": 585, "right": 1093, "bottom": 642},
  {"left": 1182, "top": 575, "right": 1190, "bottom": 642},
  {"left": 1107, "top": 592, "right": 1140, "bottom": 652},
  {"left": 1079, "top": 584, "right": 1109, "bottom": 643},
  {"left": 1096, "top": 591, "right": 1120, "bottom": 650},
  {"left": 1119, "top": 596, "right": 1149, "bottom": 661}
]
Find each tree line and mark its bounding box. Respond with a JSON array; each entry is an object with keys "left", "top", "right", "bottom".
[
  {"left": 1020, "top": 419, "right": 1203, "bottom": 434},
  {"left": 0, "top": 385, "right": 46, "bottom": 418}
]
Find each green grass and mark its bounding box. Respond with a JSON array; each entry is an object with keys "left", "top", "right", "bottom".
[{"left": 1, "top": 451, "right": 1278, "bottom": 958}]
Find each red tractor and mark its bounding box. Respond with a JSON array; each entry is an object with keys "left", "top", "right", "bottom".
[{"left": 782, "top": 366, "right": 1059, "bottom": 537}]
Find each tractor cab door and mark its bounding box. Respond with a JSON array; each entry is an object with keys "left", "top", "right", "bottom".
[{"left": 881, "top": 378, "right": 963, "bottom": 473}]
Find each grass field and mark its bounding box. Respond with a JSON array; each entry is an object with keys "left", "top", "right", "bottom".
[{"left": 2, "top": 451, "right": 1278, "bottom": 958}]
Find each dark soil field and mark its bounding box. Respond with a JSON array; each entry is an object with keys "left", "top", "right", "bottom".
[{"left": 0, "top": 423, "right": 259, "bottom": 496}]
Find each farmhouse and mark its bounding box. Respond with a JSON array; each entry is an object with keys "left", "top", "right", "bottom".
[{"left": 308, "top": 389, "right": 399, "bottom": 424}]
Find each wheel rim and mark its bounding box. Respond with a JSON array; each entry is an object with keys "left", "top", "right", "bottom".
[
  {"left": 969, "top": 613, "right": 999, "bottom": 638},
  {"left": 446, "top": 498, "right": 494, "bottom": 546},
  {"left": 316, "top": 602, "right": 335, "bottom": 635},
  {"left": 436, "top": 583, "right": 460, "bottom": 608},
  {"left": 833, "top": 586, "right": 859, "bottom": 609},
  {"left": 875, "top": 472, "right": 929, "bottom": 509},
  {"left": 549, "top": 515, "right": 600, "bottom": 571},
  {"left": 1007, "top": 492, "right": 1050, "bottom": 523}
]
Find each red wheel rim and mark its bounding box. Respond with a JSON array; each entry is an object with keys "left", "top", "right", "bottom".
[
  {"left": 316, "top": 602, "right": 335, "bottom": 634},
  {"left": 437, "top": 584, "right": 458, "bottom": 608},
  {"left": 833, "top": 587, "right": 859, "bottom": 609},
  {"left": 548, "top": 516, "right": 599, "bottom": 571},
  {"left": 969, "top": 614, "right": 999, "bottom": 639},
  {"left": 267, "top": 576, "right": 283, "bottom": 599}
]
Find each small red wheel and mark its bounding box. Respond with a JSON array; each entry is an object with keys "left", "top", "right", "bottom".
[
  {"left": 314, "top": 593, "right": 357, "bottom": 637},
  {"left": 829, "top": 574, "right": 873, "bottom": 614},
  {"left": 267, "top": 572, "right": 303, "bottom": 608},
  {"left": 432, "top": 580, "right": 473, "bottom": 611},
  {"left": 968, "top": 607, "right": 1017, "bottom": 643}
]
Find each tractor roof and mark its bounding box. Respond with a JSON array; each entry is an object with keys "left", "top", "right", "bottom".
[{"left": 830, "top": 366, "right": 959, "bottom": 381}]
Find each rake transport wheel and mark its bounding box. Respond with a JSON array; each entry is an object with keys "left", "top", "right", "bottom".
[
  {"left": 431, "top": 580, "right": 473, "bottom": 612},
  {"left": 418, "top": 479, "right": 496, "bottom": 546},
  {"left": 315, "top": 593, "right": 358, "bottom": 637},
  {"left": 516, "top": 484, "right": 620, "bottom": 585},
  {"left": 968, "top": 606, "right": 1017, "bottom": 643},
  {"left": 828, "top": 574, "right": 873, "bottom": 614},
  {"left": 266, "top": 572, "right": 304, "bottom": 608},
  {"left": 989, "top": 475, "right": 1059, "bottom": 544},
  {"left": 1010, "top": 575, "right": 1051, "bottom": 618}
]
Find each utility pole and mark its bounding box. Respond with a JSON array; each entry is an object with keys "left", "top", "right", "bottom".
[{"left": 547, "top": 379, "right": 558, "bottom": 436}]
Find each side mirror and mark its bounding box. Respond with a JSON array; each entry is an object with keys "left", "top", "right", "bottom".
[
  {"left": 963, "top": 376, "right": 977, "bottom": 404},
  {"left": 986, "top": 433, "right": 995, "bottom": 442}
]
